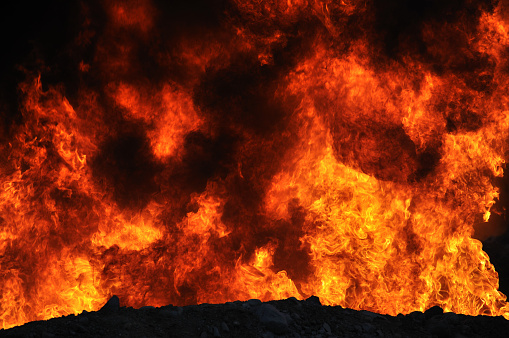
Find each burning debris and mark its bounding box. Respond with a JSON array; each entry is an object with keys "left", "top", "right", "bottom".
[{"left": 1, "top": 0, "right": 509, "bottom": 330}]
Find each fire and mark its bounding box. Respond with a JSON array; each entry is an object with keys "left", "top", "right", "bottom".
[{"left": 2, "top": 0, "right": 509, "bottom": 329}]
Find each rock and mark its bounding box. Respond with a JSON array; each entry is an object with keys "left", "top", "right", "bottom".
[
  {"left": 287, "top": 297, "right": 302, "bottom": 308},
  {"left": 262, "top": 332, "right": 275, "bottom": 338},
  {"left": 425, "top": 317, "right": 451, "bottom": 338},
  {"left": 247, "top": 299, "right": 262, "bottom": 307},
  {"left": 443, "top": 312, "right": 460, "bottom": 325},
  {"left": 77, "top": 316, "right": 89, "bottom": 325},
  {"left": 212, "top": 326, "right": 220, "bottom": 337},
  {"left": 109, "top": 314, "right": 129, "bottom": 327},
  {"left": 170, "top": 307, "right": 184, "bottom": 316},
  {"left": 159, "top": 308, "right": 173, "bottom": 317},
  {"left": 425, "top": 306, "right": 444, "bottom": 319},
  {"left": 460, "top": 324, "right": 474, "bottom": 336},
  {"left": 408, "top": 311, "right": 425, "bottom": 323},
  {"left": 323, "top": 322, "right": 332, "bottom": 334},
  {"left": 140, "top": 306, "right": 155, "bottom": 311},
  {"left": 243, "top": 299, "right": 262, "bottom": 309},
  {"left": 284, "top": 313, "right": 293, "bottom": 325},
  {"left": 99, "top": 295, "right": 120, "bottom": 314},
  {"left": 362, "top": 323, "right": 375, "bottom": 333},
  {"left": 361, "top": 310, "right": 383, "bottom": 322},
  {"left": 255, "top": 304, "right": 289, "bottom": 334},
  {"left": 75, "top": 324, "right": 88, "bottom": 333},
  {"left": 305, "top": 295, "right": 322, "bottom": 306},
  {"left": 453, "top": 334, "right": 469, "bottom": 338},
  {"left": 200, "top": 331, "right": 208, "bottom": 338},
  {"left": 221, "top": 322, "right": 229, "bottom": 332}
]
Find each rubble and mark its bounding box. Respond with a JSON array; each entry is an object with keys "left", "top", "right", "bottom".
[{"left": 2, "top": 296, "right": 508, "bottom": 338}]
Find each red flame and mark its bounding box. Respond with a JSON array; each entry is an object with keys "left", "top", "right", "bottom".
[{"left": 1, "top": 0, "right": 509, "bottom": 329}]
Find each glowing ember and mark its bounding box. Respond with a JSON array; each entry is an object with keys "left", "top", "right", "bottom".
[{"left": 1, "top": 0, "right": 509, "bottom": 329}]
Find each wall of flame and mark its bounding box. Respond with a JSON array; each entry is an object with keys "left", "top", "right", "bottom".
[{"left": 1, "top": 0, "right": 509, "bottom": 329}]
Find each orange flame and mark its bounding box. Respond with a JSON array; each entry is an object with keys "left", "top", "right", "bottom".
[{"left": 1, "top": 0, "right": 509, "bottom": 329}]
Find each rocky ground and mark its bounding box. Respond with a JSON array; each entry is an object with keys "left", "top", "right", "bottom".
[{"left": 1, "top": 295, "right": 509, "bottom": 338}]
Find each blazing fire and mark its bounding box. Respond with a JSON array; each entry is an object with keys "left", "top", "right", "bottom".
[{"left": 2, "top": 0, "right": 509, "bottom": 329}]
